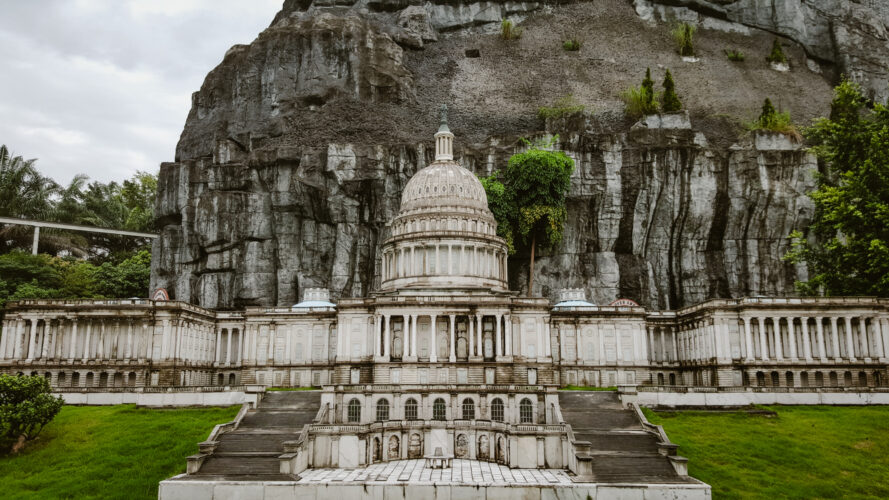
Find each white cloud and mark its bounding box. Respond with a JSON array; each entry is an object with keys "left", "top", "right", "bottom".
[{"left": 0, "top": 0, "right": 281, "bottom": 184}]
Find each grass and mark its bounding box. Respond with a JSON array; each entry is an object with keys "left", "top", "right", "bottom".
[
  {"left": 267, "top": 386, "right": 320, "bottom": 391},
  {"left": 747, "top": 110, "right": 801, "bottom": 140},
  {"left": 671, "top": 22, "right": 696, "bottom": 57},
  {"left": 562, "top": 37, "right": 582, "bottom": 51},
  {"left": 0, "top": 404, "right": 239, "bottom": 500},
  {"left": 725, "top": 49, "right": 745, "bottom": 62},
  {"left": 562, "top": 385, "right": 617, "bottom": 391},
  {"left": 644, "top": 406, "right": 889, "bottom": 499},
  {"left": 500, "top": 19, "right": 522, "bottom": 41},
  {"left": 537, "top": 94, "right": 585, "bottom": 120},
  {"left": 620, "top": 86, "right": 659, "bottom": 118}
]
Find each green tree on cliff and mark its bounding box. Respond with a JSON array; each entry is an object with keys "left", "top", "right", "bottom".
[
  {"left": 660, "top": 69, "right": 682, "bottom": 112},
  {"left": 482, "top": 137, "right": 574, "bottom": 296},
  {"left": 785, "top": 79, "right": 889, "bottom": 296}
]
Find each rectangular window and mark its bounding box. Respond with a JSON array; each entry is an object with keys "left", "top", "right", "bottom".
[
  {"left": 457, "top": 368, "right": 468, "bottom": 384},
  {"left": 391, "top": 368, "right": 401, "bottom": 384}
]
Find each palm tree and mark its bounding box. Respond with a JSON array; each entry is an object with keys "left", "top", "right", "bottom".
[{"left": 0, "top": 145, "right": 60, "bottom": 252}]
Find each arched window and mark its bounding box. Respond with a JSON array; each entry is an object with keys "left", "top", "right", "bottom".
[
  {"left": 491, "top": 398, "right": 504, "bottom": 422},
  {"left": 786, "top": 371, "right": 795, "bottom": 387},
  {"left": 376, "top": 399, "right": 390, "bottom": 421},
  {"left": 348, "top": 398, "right": 361, "bottom": 423},
  {"left": 404, "top": 398, "right": 418, "bottom": 420},
  {"left": 433, "top": 398, "right": 446, "bottom": 420},
  {"left": 519, "top": 398, "right": 534, "bottom": 423},
  {"left": 462, "top": 398, "right": 475, "bottom": 420}
]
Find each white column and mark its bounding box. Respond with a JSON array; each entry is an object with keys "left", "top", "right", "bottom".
[
  {"left": 743, "top": 317, "right": 754, "bottom": 361},
  {"left": 830, "top": 317, "right": 841, "bottom": 360},
  {"left": 477, "top": 315, "right": 483, "bottom": 357},
  {"left": 373, "top": 316, "right": 381, "bottom": 357},
  {"left": 468, "top": 315, "right": 475, "bottom": 357},
  {"left": 384, "top": 315, "right": 391, "bottom": 359},
  {"left": 615, "top": 325, "right": 623, "bottom": 362},
  {"left": 226, "top": 328, "right": 234, "bottom": 365},
  {"left": 403, "top": 314, "right": 410, "bottom": 358},
  {"left": 495, "top": 314, "right": 502, "bottom": 358},
  {"left": 858, "top": 317, "right": 869, "bottom": 358},
  {"left": 83, "top": 320, "right": 93, "bottom": 361},
  {"left": 756, "top": 317, "right": 768, "bottom": 361},
  {"left": 505, "top": 315, "right": 512, "bottom": 356},
  {"left": 40, "top": 320, "right": 51, "bottom": 359},
  {"left": 26, "top": 319, "right": 38, "bottom": 361},
  {"left": 815, "top": 317, "right": 827, "bottom": 362},
  {"left": 844, "top": 316, "right": 856, "bottom": 360},
  {"left": 449, "top": 315, "right": 456, "bottom": 362},
  {"left": 268, "top": 324, "right": 276, "bottom": 364},
  {"left": 124, "top": 320, "right": 133, "bottom": 360},
  {"left": 670, "top": 327, "right": 677, "bottom": 362},
  {"left": 68, "top": 320, "right": 78, "bottom": 361},
  {"left": 284, "top": 325, "right": 293, "bottom": 364},
  {"left": 772, "top": 317, "right": 783, "bottom": 360},
  {"left": 215, "top": 329, "right": 222, "bottom": 363},
  {"left": 429, "top": 315, "right": 438, "bottom": 362},
  {"left": 647, "top": 327, "right": 655, "bottom": 363},
  {"left": 801, "top": 317, "right": 812, "bottom": 360},
  {"left": 872, "top": 316, "right": 885, "bottom": 359},
  {"left": 658, "top": 327, "right": 666, "bottom": 362},
  {"left": 411, "top": 314, "right": 418, "bottom": 357},
  {"left": 787, "top": 318, "right": 798, "bottom": 360},
  {"left": 545, "top": 321, "right": 552, "bottom": 357}
]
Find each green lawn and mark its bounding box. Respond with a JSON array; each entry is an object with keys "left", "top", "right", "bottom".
[
  {"left": 0, "top": 404, "right": 239, "bottom": 500},
  {"left": 644, "top": 406, "right": 889, "bottom": 499}
]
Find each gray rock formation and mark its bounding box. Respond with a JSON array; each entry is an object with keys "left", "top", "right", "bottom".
[{"left": 152, "top": 0, "right": 864, "bottom": 310}]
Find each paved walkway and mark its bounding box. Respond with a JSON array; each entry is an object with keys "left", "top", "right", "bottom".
[{"left": 297, "top": 459, "right": 573, "bottom": 486}]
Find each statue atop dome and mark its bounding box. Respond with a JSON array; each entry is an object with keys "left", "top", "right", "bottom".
[{"left": 438, "top": 104, "right": 449, "bottom": 133}]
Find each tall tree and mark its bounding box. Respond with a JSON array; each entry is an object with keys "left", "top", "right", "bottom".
[
  {"left": 504, "top": 138, "right": 575, "bottom": 296},
  {"left": 785, "top": 79, "right": 889, "bottom": 296},
  {"left": 0, "top": 146, "right": 59, "bottom": 252},
  {"left": 661, "top": 69, "right": 682, "bottom": 112}
]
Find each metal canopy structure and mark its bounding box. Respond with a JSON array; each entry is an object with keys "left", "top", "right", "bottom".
[{"left": 0, "top": 216, "right": 158, "bottom": 255}]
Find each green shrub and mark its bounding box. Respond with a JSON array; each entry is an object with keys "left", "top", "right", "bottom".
[
  {"left": 766, "top": 39, "right": 787, "bottom": 64},
  {"left": 747, "top": 97, "right": 800, "bottom": 140},
  {"left": 671, "top": 22, "right": 696, "bottom": 57},
  {"left": 562, "top": 37, "right": 582, "bottom": 51},
  {"left": 500, "top": 19, "right": 522, "bottom": 40},
  {"left": 537, "top": 94, "right": 585, "bottom": 120},
  {"left": 621, "top": 86, "right": 659, "bottom": 118},
  {"left": 724, "top": 49, "right": 745, "bottom": 62},
  {"left": 661, "top": 69, "right": 682, "bottom": 112},
  {"left": 0, "top": 374, "right": 64, "bottom": 454}
]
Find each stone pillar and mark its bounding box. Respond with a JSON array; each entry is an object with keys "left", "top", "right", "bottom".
[
  {"left": 830, "top": 317, "right": 841, "bottom": 360},
  {"left": 449, "top": 315, "right": 456, "bottom": 362},
  {"left": 83, "top": 320, "right": 92, "bottom": 362},
  {"left": 26, "top": 319, "right": 38, "bottom": 361},
  {"left": 268, "top": 324, "right": 277, "bottom": 365},
  {"left": 647, "top": 326, "right": 655, "bottom": 364},
  {"left": 505, "top": 315, "right": 512, "bottom": 356},
  {"left": 495, "top": 314, "right": 502, "bottom": 358},
  {"left": 815, "top": 317, "right": 827, "bottom": 362},
  {"left": 402, "top": 314, "right": 410, "bottom": 357},
  {"left": 476, "top": 315, "right": 483, "bottom": 358},
  {"left": 801, "top": 318, "right": 812, "bottom": 361},
  {"left": 429, "top": 315, "right": 438, "bottom": 362},
  {"left": 125, "top": 320, "right": 134, "bottom": 360},
  {"left": 226, "top": 328, "right": 234, "bottom": 365},
  {"left": 411, "top": 314, "right": 418, "bottom": 357},
  {"left": 67, "top": 319, "right": 78, "bottom": 362},
  {"left": 670, "top": 327, "right": 678, "bottom": 362},
  {"left": 384, "top": 315, "right": 391, "bottom": 359},
  {"left": 659, "top": 327, "right": 666, "bottom": 362},
  {"left": 757, "top": 317, "right": 768, "bottom": 361},
  {"left": 615, "top": 324, "right": 623, "bottom": 362},
  {"left": 787, "top": 318, "right": 798, "bottom": 361},
  {"left": 873, "top": 316, "right": 885, "bottom": 359},
  {"left": 844, "top": 316, "right": 856, "bottom": 361},
  {"left": 373, "top": 316, "right": 381, "bottom": 358},
  {"left": 215, "top": 329, "right": 222, "bottom": 364},
  {"left": 285, "top": 325, "right": 293, "bottom": 364},
  {"left": 468, "top": 315, "right": 475, "bottom": 357},
  {"left": 858, "top": 317, "right": 870, "bottom": 358},
  {"left": 743, "top": 317, "right": 754, "bottom": 361},
  {"left": 545, "top": 321, "right": 552, "bottom": 357},
  {"left": 772, "top": 317, "right": 783, "bottom": 360}
]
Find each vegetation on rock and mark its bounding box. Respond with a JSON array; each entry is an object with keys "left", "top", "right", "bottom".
[
  {"left": 562, "top": 37, "right": 582, "bottom": 51},
  {"left": 481, "top": 137, "right": 574, "bottom": 296},
  {"left": 537, "top": 94, "right": 585, "bottom": 121},
  {"left": 786, "top": 79, "right": 889, "bottom": 297},
  {"left": 500, "top": 19, "right": 522, "bottom": 40},
  {"left": 724, "top": 49, "right": 745, "bottom": 62},
  {"left": 766, "top": 39, "right": 787, "bottom": 64},
  {"left": 747, "top": 98, "right": 800, "bottom": 139},
  {"left": 621, "top": 68, "right": 660, "bottom": 118},
  {"left": 0, "top": 374, "right": 63, "bottom": 454},
  {"left": 660, "top": 69, "right": 682, "bottom": 113},
  {"left": 671, "top": 22, "right": 696, "bottom": 57}
]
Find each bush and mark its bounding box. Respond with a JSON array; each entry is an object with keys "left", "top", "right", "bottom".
[
  {"left": 562, "top": 37, "right": 582, "bottom": 51},
  {"left": 747, "top": 98, "right": 800, "bottom": 140},
  {"left": 0, "top": 374, "right": 64, "bottom": 454},
  {"left": 724, "top": 49, "right": 745, "bottom": 62},
  {"left": 671, "top": 22, "right": 696, "bottom": 57},
  {"left": 766, "top": 39, "right": 787, "bottom": 64},
  {"left": 621, "top": 86, "right": 659, "bottom": 118},
  {"left": 500, "top": 19, "right": 522, "bottom": 40},
  {"left": 537, "top": 94, "right": 585, "bottom": 120},
  {"left": 661, "top": 69, "right": 682, "bottom": 113}
]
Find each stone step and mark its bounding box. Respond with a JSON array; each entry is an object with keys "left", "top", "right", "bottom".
[
  {"left": 557, "top": 391, "right": 622, "bottom": 409},
  {"left": 572, "top": 432, "right": 661, "bottom": 453},
  {"left": 560, "top": 409, "right": 641, "bottom": 430},
  {"left": 588, "top": 455, "right": 680, "bottom": 482},
  {"left": 238, "top": 409, "right": 317, "bottom": 429},
  {"left": 195, "top": 456, "right": 282, "bottom": 476},
  {"left": 260, "top": 390, "right": 322, "bottom": 409},
  {"left": 214, "top": 433, "right": 302, "bottom": 453}
]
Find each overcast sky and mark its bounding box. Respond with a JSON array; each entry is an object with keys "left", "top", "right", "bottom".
[{"left": 0, "top": 0, "right": 282, "bottom": 184}]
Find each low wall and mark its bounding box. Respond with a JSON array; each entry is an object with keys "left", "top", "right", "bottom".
[
  {"left": 57, "top": 390, "right": 256, "bottom": 407},
  {"left": 159, "top": 478, "right": 712, "bottom": 500},
  {"left": 625, "top": 389, "right": 889, "bottom": 407}
]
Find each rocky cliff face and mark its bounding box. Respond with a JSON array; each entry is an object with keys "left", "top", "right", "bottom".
[{"left": 152, "top": 0, "right": 879, "bottom": 310}]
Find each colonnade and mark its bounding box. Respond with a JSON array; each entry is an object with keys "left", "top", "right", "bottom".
[
  {"left": 381, "top": 243, "right": 506, "bottom": 282},
  {"left": 239, "top": 323, "right": 333, "bottom": 366},
  {"left": 373, "top": 313, "right": 512, "bottom": 361},
  {"left": 741, "top": 315, "right": 887, "bottom": 362},
  {"left": 647, "top": 325, "right": 679, "bottom": 363}
]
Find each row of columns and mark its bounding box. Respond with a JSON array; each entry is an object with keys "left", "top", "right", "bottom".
[
  {"left": 241, "top": 323, "right": 333, "bottom": 366},
  {"left": 742, "top": 316, "right": 886, "bottom": 362},
  {"left": 382, "top": 243, "right": 506, "bottom": 281},
  {"left": 374, "top": 313, "right": 512, "bottom": 361}
]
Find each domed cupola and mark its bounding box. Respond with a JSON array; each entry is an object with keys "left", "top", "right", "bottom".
[{"left": 379, "top": 106, "right": 509, "bottom": 292}]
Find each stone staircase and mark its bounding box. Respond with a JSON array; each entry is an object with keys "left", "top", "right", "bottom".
[
  {"left": 558, "top": 391, "right": 690, "bottom": 483},
  {"left": 190, "top": 390, "right": 322, "bottom": 481}
]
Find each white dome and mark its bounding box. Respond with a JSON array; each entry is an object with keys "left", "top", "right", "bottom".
[{"left": 399, "top": 161, "right": 488, "bottom": 213}]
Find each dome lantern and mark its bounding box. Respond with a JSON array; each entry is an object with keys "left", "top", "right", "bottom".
[{"left": 434, "top": 104, "right": 454, "bottom": 161}]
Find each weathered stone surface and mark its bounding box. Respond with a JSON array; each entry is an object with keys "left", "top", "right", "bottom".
[{"left": 151, "top": 0, "right": 851, "bottom": 309}]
